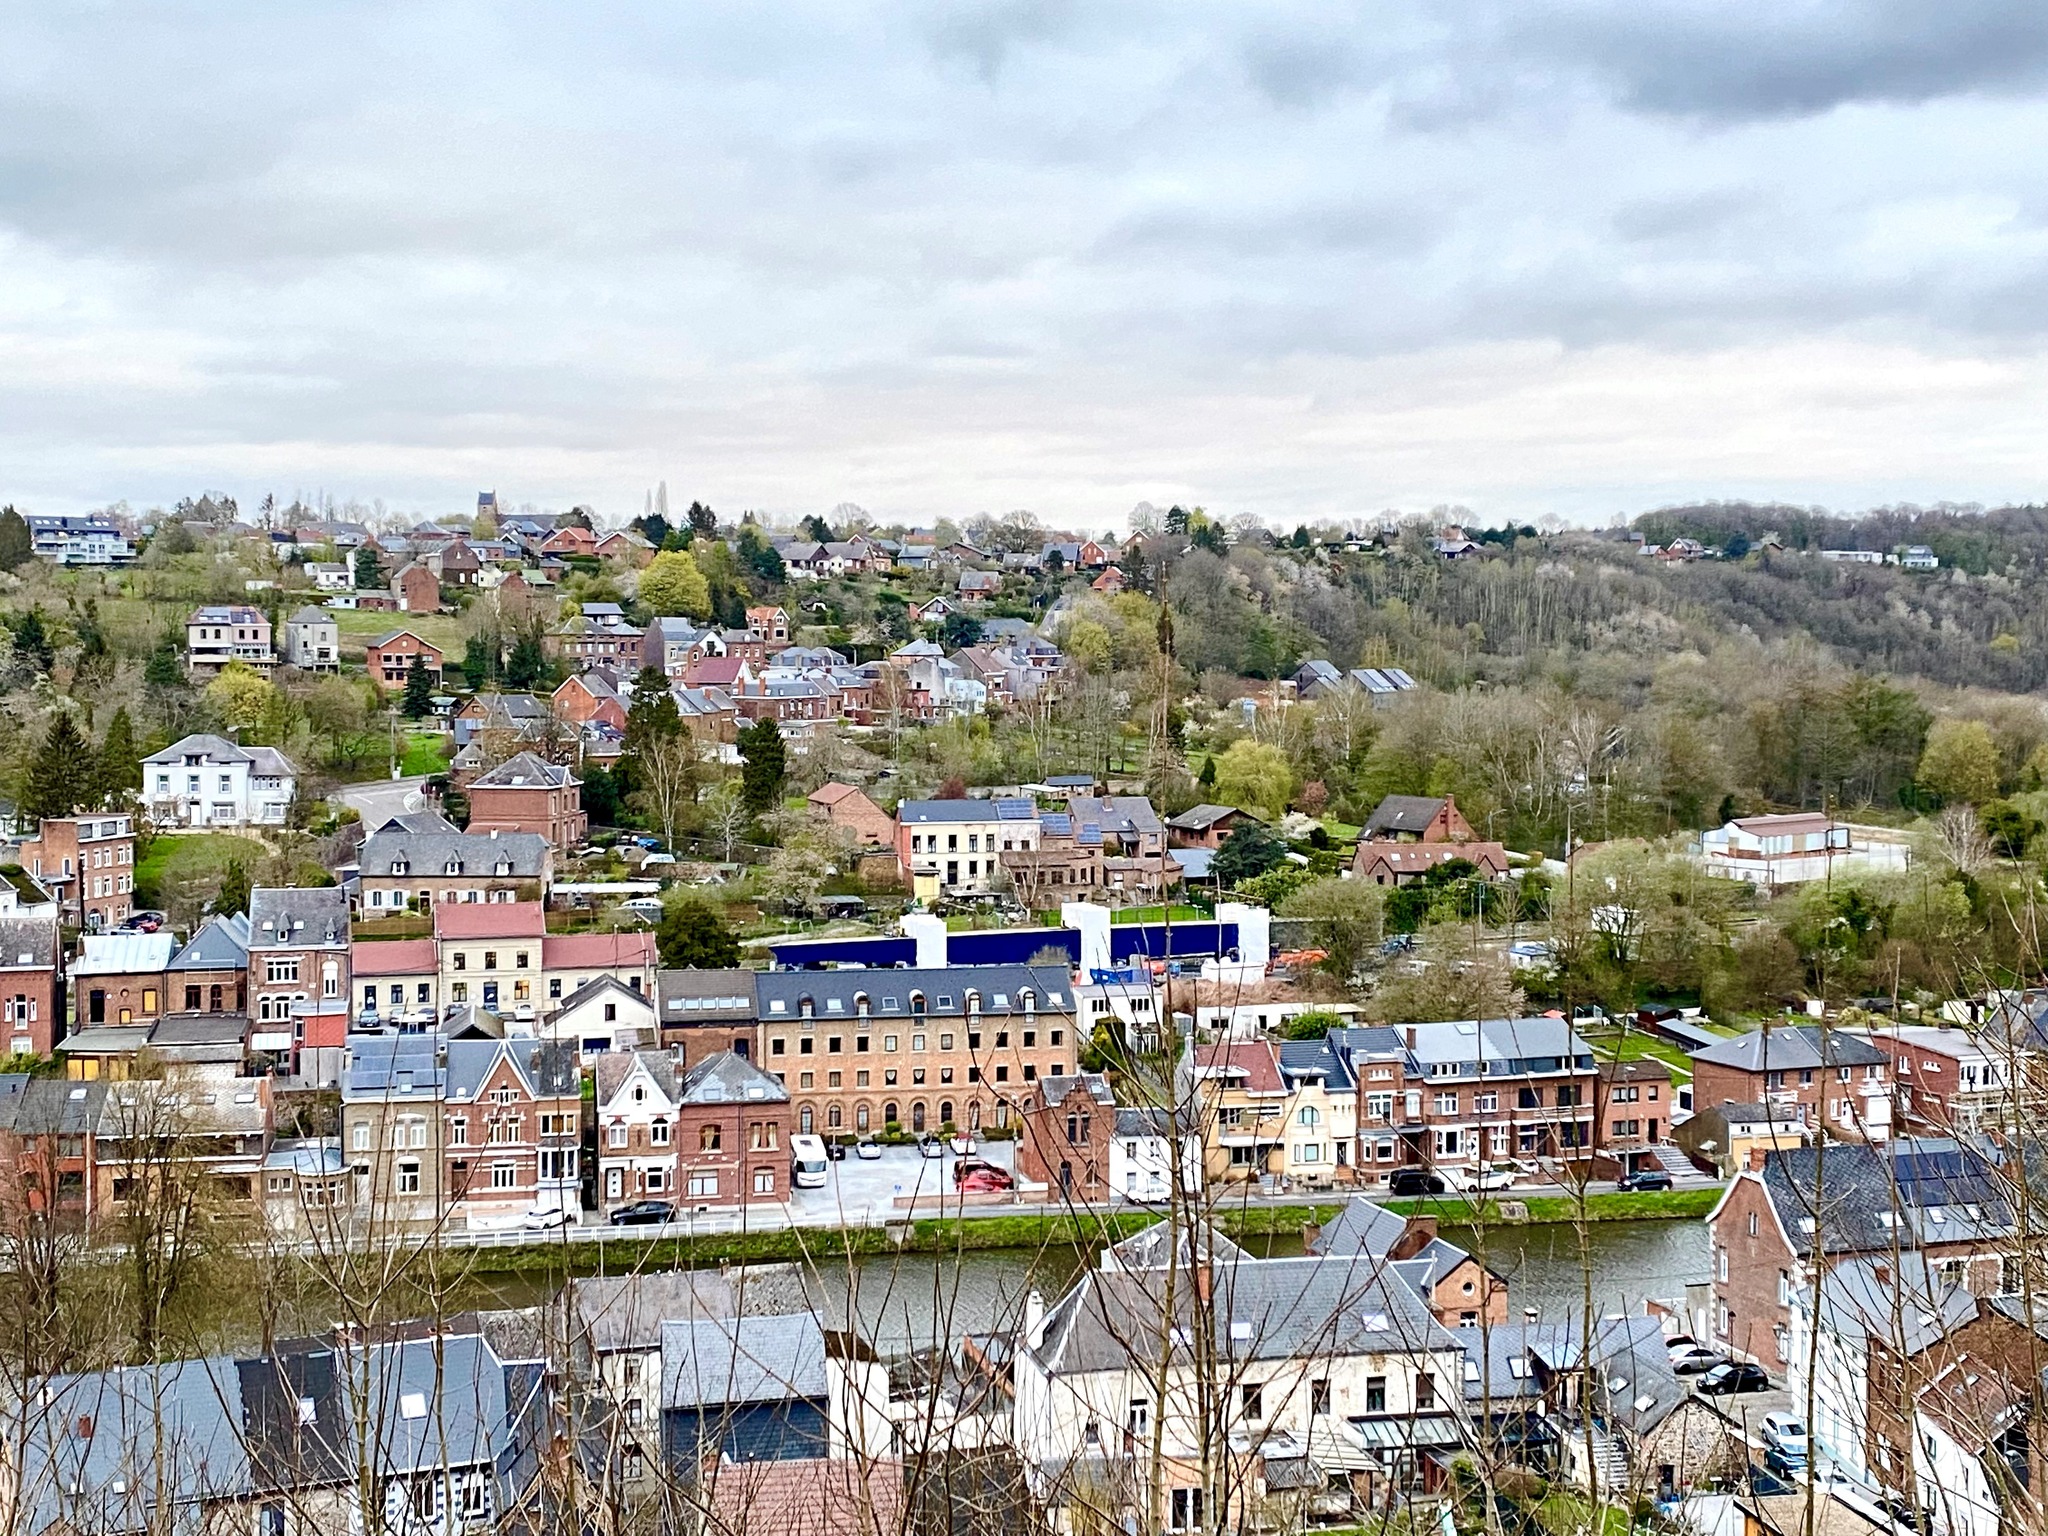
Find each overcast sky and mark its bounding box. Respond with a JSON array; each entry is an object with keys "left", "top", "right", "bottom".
[{"left": 7, "top": 1, "right": 2048, "bottom": 530}]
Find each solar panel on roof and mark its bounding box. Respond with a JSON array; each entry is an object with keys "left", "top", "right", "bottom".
[{"left": 996, "top": 799, "right": 1036, "bottom": 819}]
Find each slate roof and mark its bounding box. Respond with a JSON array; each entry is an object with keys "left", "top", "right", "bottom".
[
  {"left": 287, "top": 605, "right": 332, "bottom": 625},
  {"left": 754, "top": 966, "right": 1071, "bottom": 1022},
  {"left": 575, "top": 1268, "right": 814, "bottom": 1356},
  {"left": 657, "top": 968, "right": 758, "bottom": 1024},
  {"left": 1755, "top": 1137, "right": 2012, "bottom": 1260},
  {"left": 1278, "top": 1037, "right": 1358, "bottom": 1092},
  {"left": 897, "top": 797, "right": 1038, "bottom": 825},
  {"left": 593, "top": 1048, "right": 680, "bottom": 1111},
  {"left": 1308, "top": 1196, "right": 1413, "bottom": 1259},
  {"left": 249, "top": 886, "right": 349, "bottom": 948},
  {"left": 343, "top": 1032, "right": 447, "bottom": 1098},
  {"left": 1326, "top": 1017, "right": 1593, "bottom": 1078},
  {"left": 359, "top": 827, "right": 550, "bottom": 879},
  {"left": 1067, "top": 795, "right": 1163, "bottom": 838},
  {"left": 372, "top": 808, "right": 460, "bottom": 834},
  {"left": 1364, "top": 795, "right": 1448, "bottom": 836},
  {"left": 661, "top": 1311, "right": 829, "bottom": 1409},
  {"left": 0, "top": 911, "right": 59, "bottom": 969},
  {"left": 1166, "top": 803, "right": 1254, "bottom": 831},
  {"left": 142, "top": 733, "right": 253, "bottom": 765},
  {"left": 675, "top": 1049, "right": 789, "bottom": 1107},
  {"left": 1038, "top": 1072, "right": 1116, "bottom": 1109},
  {"left": 470, "top": 751, "right": 577, "bottom": 789},
  {"left": 0, "top": 1077, "right": 108, "bottom": 1136},
  {"left": 167, "top": 912, "right": 250, "bottom": 971},
  {"left": 1691, "top": 1024, "right": 1890, "bottom": 1073},
  {"left": 444, "top": 1037, "right": 579, "bottom": 1102},
  {"left": 1814, "top": 1255, "right": 1977, "bottom": 1354}
]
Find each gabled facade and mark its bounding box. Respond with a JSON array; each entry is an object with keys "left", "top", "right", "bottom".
[
  {"left": 279, "top": 606, "right": 339, "bottom": 671},
  {"left": 186, "top": 605, "right": 275, "bottom": 678},
  {"left": 466, "top": 751, "right": 586, "bottom": 850},
  {"left": 594, "top": 1049, "right": 682, "bottom": 1212},
  {"left": 442, "top": 1036, "right": 580, "bottom": 1226},
  {"left": 17, "top": 811, "right": 135, "bottom": 931},
  {"left": 141, "top": 734, "right": 298, "bottom": 828}
]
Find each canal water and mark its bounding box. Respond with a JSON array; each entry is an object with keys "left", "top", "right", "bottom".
[{"left": 484, "top": 1218, "right": 1707, "bottom": 1355}]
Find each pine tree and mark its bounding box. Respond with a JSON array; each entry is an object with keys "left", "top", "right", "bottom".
[
  {"left": 13, "top": 610, "right": 52, "bottom": 675},
  {"left": 144, "top": 635, "right": 184, "bottom": 689},
  {"left": 209, "top": 857, "right": 252, "bottom": 919},
  {"left": 739, "top": 718, "right": 787, "bottom": 816},
  {"left": 1198, "top": 754, "right": 1216, "bottom": 790},
  {"left": 463, "top": 629, "right": 500, "bottom": 688},
  {"left": 20, "top": 714, "right": 92, "bottom": 822},
  {"left": 402, "top": 657, "right": 433, "bottom": 719},
  {"left": 98, "top": 708, "right": 140, "bottom": 799},
  {"left": 0, "top": 507, "right": 32, "bottom": 572},
  {"left": 504, "top": 626, "right": 547, "bottom": 688},
  {"left": 352, "top": 546, "right": 380, "bottom": 589}
]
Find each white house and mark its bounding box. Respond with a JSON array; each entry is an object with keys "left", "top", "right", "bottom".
[
  {"left": 540, "top": 974, "right": 657, "bottom": 1059},
  {"left": 304, "top": 561, "right": 354, "bottom": 591},
  {"left": 140, "top": 735, "right": 298, "bottom": 828},
  {"left": 25, "top": 513, "right": 133, "bottom": 565},
  {"left": 1011, "top": 1221, "right": 1469, "bottom": 1523},
  {"left": 1699, "top": 812, "right": 1910, "bottom": 889},
  {"left": 278, "top": 606, "right": 339, "bottom": 671},
  {"left": 593, "top": 1048, "right": 680, "bottom": 1211},
  {"left": 1107, "top": 1105, "right": 1202, "bottom": 1202}
]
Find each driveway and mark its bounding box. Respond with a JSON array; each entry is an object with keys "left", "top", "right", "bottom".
[{"left": 335, "top": 775, "right": 435, "bottom": 831}]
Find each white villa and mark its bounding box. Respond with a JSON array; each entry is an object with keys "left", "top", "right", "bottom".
[
  {"left": 1699, "top": 812, "right": 1909, "bottom": 889},
  {"left": 141, "top": 734, "right": 298, "bottom": 829}
]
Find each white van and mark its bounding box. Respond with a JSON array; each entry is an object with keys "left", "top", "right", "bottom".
[{"left": 789, "top": 1134, "right": 829, "bottom": 1190}]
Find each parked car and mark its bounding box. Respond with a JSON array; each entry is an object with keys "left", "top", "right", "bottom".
[
  {"left": 1698, "top": 1362, "right": 1772, "bottom": 1395},
  {"left": 1761, "top": 1412, "right": 1809, "bottom": 1462},
  {"left": 855, "top": 1137, "right": 883, "bottom": 1160},
  {"left": 825, "top": 1136, "right": 852, "bottom": 1162},
  {"left": 1387, "top": 1169, "right": 1446, "bottom": 1197},
  {"left": 1618, "top": 1169, "right": 1674, "bottom": 1193},
  {"left": 1669, "top": 1345, "right": 1725, "bottom": 1375},
  {"left": 917, "top": 1136, "right": 945, "bottom": 1159},
  {"left": 608, "top": 1200, "right": 676, "bottom": 1227},
  {"left": 520, "top": 1206, "right": 575, "bottom": 1231},
  {"left": 1443, "top": 1162, "right": 1521, "bottom": 1192},
  {"left": 949, "top": 1134, "right": 977, "bottom": 1156},
  {"left": 120, "top": 911, "right": 166, "bottom": 933},
  {"left": 952, "top": 1156, "right": 1010, "bottom": 1186},
  {"left": 955, "top": 1162, "right": 1015, "bottom": 1193}
]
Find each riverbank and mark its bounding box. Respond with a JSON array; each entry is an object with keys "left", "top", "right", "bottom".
[{"left": 453, "top": 1186, "right": 1720, "bottom": 1277}]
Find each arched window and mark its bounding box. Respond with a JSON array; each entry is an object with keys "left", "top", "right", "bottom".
[
  {"left": 970, "top": 1101, "right": 983, "bottom": 1132},
  {"left": 800, "top": 1105, "right": 814, "bottom": 1134},
  {"left": 940, "top": 1100, "right": 954, "bottom": 1128},
  {"left": 909, "top": 991, "right": 926, "bottom": 1016},
  {"left": 884, "top": 1101, "right": 899, "bottom": 1127},
  {"left": 827, "top": 1104, "right": 842, "bottom": 1129},
  {"left": 854, "top": 992, "right": 870, "bottom": 1017},
  {"left": 964, "top": 990, "right": 980, "bottom": 1017},
  {"left": 856, "top": 1104, "right": 871, "bottom": 1131},
  {"left": 1299, "top": 1106, "right": 1321, "bottom": 1127},
  {"left": 1020, "top": 990, "right": 1036, "bottom": 1015},
  {"left": 798, "top": 994, "right": 815, "bottom": 1019},
  {"left": 912, "top": 1102, "right": 926, "bottom": 1133}
]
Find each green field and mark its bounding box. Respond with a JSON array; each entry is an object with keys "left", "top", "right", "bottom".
[
  {"left": 328, "top": 607, "right": 467, "bottom": 658},
  {"left": 133, "top": 832, "right": 269, "bottom": 908},
  {"left": 399, "top": 731, "right": 452, "bottom": 776}
]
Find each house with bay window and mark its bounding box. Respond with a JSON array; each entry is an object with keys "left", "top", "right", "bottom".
[
  {"left": 594, "top": 1049, "right": 683, "bottom": 1213},
  {"left": 249, "top": 887, "right": 350, "bottom": 1078},
  {"left": 441, "top": 1037, "right": 580, "bottom": 1227},
  {"left": 140, "top": 734, "right": 298, "bottom": 828}
]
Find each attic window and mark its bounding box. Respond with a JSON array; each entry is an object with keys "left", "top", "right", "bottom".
[
  {"left": 1229, "top": 1321, "right": 1253, "bottom": 1343},
  {"left": 1634, "top": 1394, "right": 1655, "bottom": 1413},
  {"left": 1799, "top": 1218, "right": 1817, "bottom": 1234},
  {"left": 297, "top": 1396, "right": 318, "bottom": 1425},
  {"left": 399, "top": 1392, "right": 427, "bottom": 1420},
  {"left": 1507, "top": 1359, "right": 1528, "bottom": 1379},
  {"left": 768, "top": 1000, "right": 786, "bottom": 1014},
  {"left": 1360, "top": 1313, "right": 1389, "bottom": 1334}
]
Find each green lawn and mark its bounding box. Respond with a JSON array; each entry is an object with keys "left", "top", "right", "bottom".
[
  {"left": 328, "top": 607, "right": 467, "bottom": 657},
  {"left": 133, "top": 832, "right": 269, "bottom": 909},
  {"left": 1587, "top": 1026, "right": 1696, "bottom": 1079},
  {"left": 1110, "top": 904, "right": 1205, "bottom": 924},
  {"left": 399, "top": 731, "right": 451, "bottom": 776}
]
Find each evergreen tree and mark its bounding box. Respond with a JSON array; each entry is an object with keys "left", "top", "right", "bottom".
[
  {"left": 1123, "top": 541, "right": 1149, "bottom": 595},
  {"left": 687, "top": 500, "right": 718, "bottom": 538},
  {"left": 463, "top": 629, "right": 500, "bottom": 688},
  {"left": 632, "top": 513, "right": 673, "bottom": 548},
  {"left": 0, "top": 507, "right": 32, "bottom": 572},
  {"left": 739, "top": 718, "right": 787, "bottom": 816},
  {"left": 12, "top": 610, "right": 52, "bottom": 675},
  {"left": 98, "top": 707, "right": 141, "bottom": 799},
  {"left": 624, "top": 667, "right": 681, "bottom": 749},
  {"left": 352, "top": 545, "right": 380, "bottom": 589},
  {"left": 144, "top": 635, "right": 184, "bottom": 689},
  {"left": 402, "top": 657, "right": 433, "bottom": 719},
  {"left": 209, "top": 857, "right": 252, "bottom": 919},
  {"left": 657, "top": 896, "right": 742, "bottom": 969},
  {"left": 503, "top": 625, "right": 547, "bottom": 688},
  {"left": 1212, "top": 820, "right": 1289, "bottom": 887},
  {"left": 20, "top": 714, "right": 93, "bottom": 822},
  {"left": 800, "top": 514, "right": 833, "bottom": 544},
  {"left": 1198, "top": 754, "right": 1216, "bottom": 790}
]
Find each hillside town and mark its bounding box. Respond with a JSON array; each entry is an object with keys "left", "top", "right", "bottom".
[{"left": 0, "top": 493, "right": 2040, "bottom": 1536}]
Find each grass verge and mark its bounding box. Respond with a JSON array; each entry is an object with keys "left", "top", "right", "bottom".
[
  {"left": 399, "top": 731, "right": 451, "bottom": 776},
  {"left": 134, "top": 832, "right": 270, "bottom": 909}
]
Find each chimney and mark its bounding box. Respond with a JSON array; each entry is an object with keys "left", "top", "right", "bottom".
[
  {"left": 1747, "top": 1147, "right": 1771, "bottom": 1173},
  {"left": 1405, "top": 1026, "right": 1417, "bottom": 1049},
  {"left": 1523, "top": 1306, "right": 1539, "bottom": 1326},
  {"left": 1301, "top": 1221, "right": 1322, "bottom": 1250},
  {"left": 1391, "top": 1214, "right": 1439, "bottom": 1261},
  {"left": 1194, "top": 1263, "right": 1213, "bottom": 1306},
  {"left": 1873, "top": 1262, "right": 1892, "bottom": 1287}
]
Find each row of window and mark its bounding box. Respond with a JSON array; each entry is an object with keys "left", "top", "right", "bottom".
[
  {"left": 907, "top": 832, "right": 1033, "bottom": 854},
  {"left": 770, "top": 1027, "right": 1063, "bottom": 1056},
  {"left": 364, "top": 888, "right": 521, "bottom": 908},
  {"left": 1764, "top": 1064, "right": 1885, "bottom": 1088},
  {"left": 778, "top": 1060, "right": 1063, "bottom": 1091},
  {"left": 1359, "top": 1085, "right": 1584, "bottom": 1120}
]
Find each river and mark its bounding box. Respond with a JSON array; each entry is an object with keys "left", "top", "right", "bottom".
[{"left": 620, "top": 1217, "right": 1710, "bottom": 1354}]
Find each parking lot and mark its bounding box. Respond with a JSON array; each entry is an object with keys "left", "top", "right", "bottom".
[{"left": 785, "top": 1137, "right": 1021, "bottom": 1224}]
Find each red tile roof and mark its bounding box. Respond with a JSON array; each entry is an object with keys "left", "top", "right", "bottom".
[
  {"left": 1194, "top": 1040, "right": 1283, "bottom": 1092},
  {"left": 433, "top": 901, "right": 547, "bottom": 941},
  {"left": 350, "top": 939, "right": 438, "bottom": 977},
  {"left": 542, "top": 931, "right": 656, "bottom": 971}
]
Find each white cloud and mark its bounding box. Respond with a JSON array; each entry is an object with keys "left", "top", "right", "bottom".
[{"left": 3, "top": 1, "right": 2048, "bottom": 523}]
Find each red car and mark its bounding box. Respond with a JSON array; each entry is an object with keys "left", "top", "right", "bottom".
[{"left": 953, "top": 1157, "right": 1014, "bottom": 1192}]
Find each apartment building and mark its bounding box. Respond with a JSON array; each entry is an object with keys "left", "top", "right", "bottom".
[
  {"left": 185, "top": 605, "right": 276, "bottom": 678},
  {"left": 341, "top": 1032, "right": 448, "bottom": 1225},
  {"left": 466, "top": 752, "right": 587, "bottom": 850},
  {"left": 248, "top": 887, "right": 350, "bottom": 1081},
  {"left": 1867, "top": 1024, "right": 2017, "bottom": 1134},
  {"left": 0, "top": 905, "right": 63, "bottom": 1057},
  {"left": 354, "top": 825, "right": 551, "bottom": 913},
  {"left": 351, "top": 937, "right": 440, "bottom": 1029},
  {"left": 896, "top": 798, "right": 1040, "bottom": 894},
  {"left": 752, "top": 964, "right": 1078, "bottom": 1140},
  {"left": 654, "top": 967, "right": 757, "bottom": 1067},
  {"left": 1689, "top": 1024, "right": 1893, "bottom": 1141},
  {"left": 670, "top": 1050, "right": 792, "bottom": 1208},
  {"left": 1327, "top": 1017, "right": 1600, "bottom": 1184},
  {"left": 17, "top": 812, "right": 136, "bottom": 931},
  {"left": 140, "top": 735, "right": 299, "bottom": 828},
  {"left": 71, "top": 929, "right": 179, "bottom": 1028},
  {"left": 432, "top": 902, "right": 657, "bottom": 1021},
  {"left": 442, "top": 1037, "right": 581, "bottom": 1227}
]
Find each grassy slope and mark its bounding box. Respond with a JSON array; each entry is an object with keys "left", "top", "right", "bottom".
[
  {"left": 329, "top": 607, "right": 467, "bottom": 658},
  {"left": 134, "top": 832, "right": 270, "bottom": 907},
  {"left": 400, "top": 732, "right": 451, "bottom": 776}
]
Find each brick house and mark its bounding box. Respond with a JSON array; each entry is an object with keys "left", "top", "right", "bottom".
[
  {"left": 466, "top": 751, "right": 587, "bottom": 850},
  {"left": 806, "top": 782, "right": 895, "bottom": 848},
  {"left": 0, "top": 907, "right": 63, "bottom": 1057},
  {"left": 1866, "top": 1024, "right": 2019, "bottom": 1136},
  {"left": 1163, "top": 804, "right": 1259, "bottom": 850},
  {"left": 0, "top": 1076, "right": 109, "bottom": 1228},
  {"left": 442, "top": 1037, "right": 581, "bottom": 1226},
  {"left": 594, "top": 1049, "right": 682, "bottom": 1212},
  {"left": 425, "top": 538, "right": 480, "bottom": 585},
  {"left": 551, "top": 668, "right": 628, "bottom": 731},
  {"left": 165, "top": 912, "right": 249, "bottom": 1016},
  {"left": 746, "top": 606, "right": 791, "bottom": 649},
  {"left": 391, "top": 562, "right": 441, "bottom": 613},
  {"left": 18, "top": 812, "right": 137, "bottom": 931},
  {"left": 1705, "top": 1139, "right": 2015, "bottom": 1371},
  {"left": 541, "top": 525, "right": 598, "bottom": 558},
  {"left": 1596, "top": 1059, "right": 1673, "bottom": 1172},
  {"left": 1016, "top": 1072, "right": 1115, "bottom": 1202},
  {"left": 672, "top": 1050, "right": 791, "bottom": 1208},
  {"left": 1351, "top": 841, "right": 1510, "bottom": 886},
  {"left": 1361, "top": 794, "right": 1476, "bottom": 844},
  {"left": 248, "top": 887, "right": 351, "bottom": 1079},
  {"left": 71, "top": 930, "right": 178, "bottom": 1029},
  {"left": 1309, "top": 1200, "right": 1510, "bottom": 1329},
  {"left": 364, "top": 629, "right": 444, "bottom": 687},
  {"left": 654, "top": 968, "right": 757, "bottom": 1068},
  {"left": 1689, "top": 1024, "right": 1893, "bottom": 1141}
]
